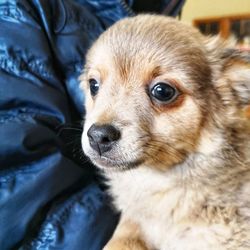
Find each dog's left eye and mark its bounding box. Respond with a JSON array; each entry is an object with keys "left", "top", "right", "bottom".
[
  {"left": 89, "top": 78, "right": 100, "bottom": 96},
  {"left": 150, "top": 82, "right": 178, "bottom": 104}
]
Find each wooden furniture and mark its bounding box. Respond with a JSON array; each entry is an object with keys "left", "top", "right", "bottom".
[{"left": 193, "top": 14, "right": 250, "bottom": 48}]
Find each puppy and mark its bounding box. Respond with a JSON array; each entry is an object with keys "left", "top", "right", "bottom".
[{"left": 80, "top": 15, "right": 250, "bottom": 250}]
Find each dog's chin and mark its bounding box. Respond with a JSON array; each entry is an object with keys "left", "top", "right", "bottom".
[{"left": 89, "top": 155, "right": 143, "bottom": 172}]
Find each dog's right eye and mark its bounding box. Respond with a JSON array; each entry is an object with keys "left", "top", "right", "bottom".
[
  {"left": 89, "top": 78, "right": 100, "bottom": 96},
  {"left": 150, "top": 82, "right": 178, "bottom": 104}
]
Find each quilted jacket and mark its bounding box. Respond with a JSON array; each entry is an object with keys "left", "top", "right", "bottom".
[{"left": 0, "top": 1, "right": 185, "bottom": 249}]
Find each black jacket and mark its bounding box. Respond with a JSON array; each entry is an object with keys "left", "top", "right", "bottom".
[{"left": 0, "top": 1, "right": 185, "bottom": 249}]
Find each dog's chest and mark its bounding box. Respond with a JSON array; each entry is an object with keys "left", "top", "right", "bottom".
[
  {"left": 107, "top": 168, "right": 178, "bottom": 217},
  {"left": 140, "top": 219, "right": 234, "bottom": 250},
  {"left": 107, "top": 169, "right": 236, "bottom": 250}
]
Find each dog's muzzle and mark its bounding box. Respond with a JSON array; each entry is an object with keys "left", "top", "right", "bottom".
[{"left": 87, "top": 123, "right": 121, "bottom": 155}]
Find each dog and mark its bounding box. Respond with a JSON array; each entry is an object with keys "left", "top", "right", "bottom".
[{"left": 80, "top": 15, "right": 250, "bottom": 250}]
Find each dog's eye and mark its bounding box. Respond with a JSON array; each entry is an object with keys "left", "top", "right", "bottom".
[
  {"left": 150, "top": 82, "right": 178, "bottom": 104},
  {"left": 89, "top": 78, "right": 100, "bottom": 96}
]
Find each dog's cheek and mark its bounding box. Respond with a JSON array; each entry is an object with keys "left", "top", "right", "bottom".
[
  {"left": 143, "top": 98, "right": 203, "bottom": 170},
  {"left": 85, "top": 95, "right": 95, "bottom": 113},
  {"left": 81, "top": 119, "right": 93, "bottom": 156},
  {"left": 81, "top": 98, "right": 102, "bottom": 157},
  {"left": 119, "top": 124, "right": 147, "bottom": 160},
  {"left": 152, "top": 97, "right": 203, "bottom": 150}
]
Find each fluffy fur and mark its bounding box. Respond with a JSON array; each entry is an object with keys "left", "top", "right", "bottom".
[{"left": 80, "top": 15, "right": 250, "bottom": 250}]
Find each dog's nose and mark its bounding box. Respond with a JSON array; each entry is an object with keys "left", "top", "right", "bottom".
[{"left": 87, "top": 124, "right": 121, "bottom": 155}]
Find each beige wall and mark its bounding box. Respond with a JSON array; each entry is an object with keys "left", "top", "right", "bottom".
[{"left": 181, "top": 0, "right": 250, "bottom": 24}]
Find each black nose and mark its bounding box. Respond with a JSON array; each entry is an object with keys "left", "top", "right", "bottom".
[{"left": 87, "top": 124, "right": 121, "bottom": 155}]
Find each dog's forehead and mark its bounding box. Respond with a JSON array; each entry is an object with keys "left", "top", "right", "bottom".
[{"left": 87, "top": 15, "right": 211, "bottom": 90}]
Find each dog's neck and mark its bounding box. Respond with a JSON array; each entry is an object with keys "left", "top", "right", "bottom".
[{"left": 105, "top": 126, "right": 248, "bottom": 220}]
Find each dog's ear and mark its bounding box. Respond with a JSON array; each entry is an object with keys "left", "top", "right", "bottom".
[{"left": 206, "top": 37, "right": 250, "bottom": 118}]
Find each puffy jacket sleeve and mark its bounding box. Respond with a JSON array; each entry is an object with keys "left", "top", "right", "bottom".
[{"left": 0, "top": 1, "right": 118, "bottom": 249}]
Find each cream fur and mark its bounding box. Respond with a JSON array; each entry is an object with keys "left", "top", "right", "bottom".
[{"left": 80, "top": 15, "right": 250, "bottom": 250}]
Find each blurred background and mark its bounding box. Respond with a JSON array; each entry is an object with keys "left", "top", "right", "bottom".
[{"left": 181, "top": 0, "right": 250, "bottom": 50}]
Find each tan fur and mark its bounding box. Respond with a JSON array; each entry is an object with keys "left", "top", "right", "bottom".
[{"left": 80, "top": 15, "right": 250, "bottom": 250}]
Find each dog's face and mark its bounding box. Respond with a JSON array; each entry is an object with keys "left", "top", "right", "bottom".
[{"left": 80, "top": 15, "right": 250, "bottom": 171}]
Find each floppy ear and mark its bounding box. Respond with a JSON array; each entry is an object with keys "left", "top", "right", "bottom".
[
  {"left": 206, "top": 37, "right": 250, "bottom": 119},
  {"left": 219, "top": 49, "right": 250, "bottom": 118},
  {"left": 221, "top": 49, "right": 250, "bottom": 103}
]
